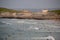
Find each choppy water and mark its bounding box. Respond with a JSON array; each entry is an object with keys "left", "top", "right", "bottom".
[{"left": 0, "top": 18, "right": 60, "bottom": 40}]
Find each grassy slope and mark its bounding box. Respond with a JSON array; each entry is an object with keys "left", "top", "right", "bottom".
[
  {"left": 0, "top": 7, "right": 18, "bottom": 13},
  {"left": 49, "top": 10, "right": 60, "bottom": 15}
]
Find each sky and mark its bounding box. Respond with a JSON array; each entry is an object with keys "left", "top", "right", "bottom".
[{"left": 0, "top": 0, "right": 60, "bottom": 9}]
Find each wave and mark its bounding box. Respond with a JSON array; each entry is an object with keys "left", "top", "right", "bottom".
[
  {"left": 27, "top": 26, "right": 40, "bottom": 30},
  {"left": 31, "top": 36, "right": 55, "bottom": 40},
  {"left": 1, "top": 21, "right": 12, "bottom": 25}
]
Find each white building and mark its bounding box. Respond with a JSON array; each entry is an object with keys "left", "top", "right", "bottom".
[
  {"left": 42, "top": 9, "right": 48, "bottom": 15},
  {"left": 42, "top": 9, "right": 48, "bottom": 13}
]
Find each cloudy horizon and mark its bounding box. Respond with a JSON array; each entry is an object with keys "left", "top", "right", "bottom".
[{"left": 0, "top": 0, "right": 60, "bottom": 9}]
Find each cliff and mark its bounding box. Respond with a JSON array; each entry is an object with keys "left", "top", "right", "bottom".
[{"left": 0, "top": 7, "right": 60, "bottom": 20}]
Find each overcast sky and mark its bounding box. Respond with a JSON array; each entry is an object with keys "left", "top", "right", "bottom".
[{"left": 0, "top": 0, "right": 60, "bottom": 9}]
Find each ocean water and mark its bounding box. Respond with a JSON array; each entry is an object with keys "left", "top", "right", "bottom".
[{"left": 0, "top": 18, "right": 60, "bottom": 40}]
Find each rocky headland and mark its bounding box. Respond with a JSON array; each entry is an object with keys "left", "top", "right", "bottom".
[{"left": 0, "top": 7, "right": 60, "bottom": 20}]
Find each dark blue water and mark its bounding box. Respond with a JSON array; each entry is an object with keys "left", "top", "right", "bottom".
[{"left": 0, "top": 18, "right": 60, "bottom": 40}]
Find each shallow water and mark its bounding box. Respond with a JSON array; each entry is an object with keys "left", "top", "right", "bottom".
[{"left": 0, "top": 18, "right": 60, "bottom": 40}]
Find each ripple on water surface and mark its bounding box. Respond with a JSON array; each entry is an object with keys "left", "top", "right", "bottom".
[{"left": 0, "top": 19, "right": 60, "bottom": 40}]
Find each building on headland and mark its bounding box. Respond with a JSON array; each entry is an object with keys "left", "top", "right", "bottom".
[
  {"left": 42, "top": 9, "right": 48, "bottom": 13},
  {"left": 42, "top": 9, "right": 48, "bottom": 15},
  {"left": 32, "top": 9, "right": 49, "bottom": 17}
]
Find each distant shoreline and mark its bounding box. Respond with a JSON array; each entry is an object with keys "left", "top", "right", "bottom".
[{"left": 0, "top": 7, "right": 60, "bottom": 20}]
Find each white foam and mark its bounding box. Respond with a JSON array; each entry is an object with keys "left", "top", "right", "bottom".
[
  {"left": 31, "top": 36, "right": 55, "bottom": 40},
  {"left": 33, "top": 27, "right": 39, "bottom": 30},
  {"left": 28, "top": 26, "right": 39, "bottom": 30},
  {"left": 17, "top": 21, "right": 37, "bottom": 24},
  {"left": 2, "top": 21, "right": 12, "bottom": 25}
]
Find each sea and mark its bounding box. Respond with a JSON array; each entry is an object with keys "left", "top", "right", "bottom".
[{"left": 0, "top": 18, "right": 60, "bottom": 40}]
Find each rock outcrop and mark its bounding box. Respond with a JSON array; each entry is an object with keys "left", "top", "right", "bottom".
[{"left": 0, "top": 8, "right": 60, "bottom": 20}]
